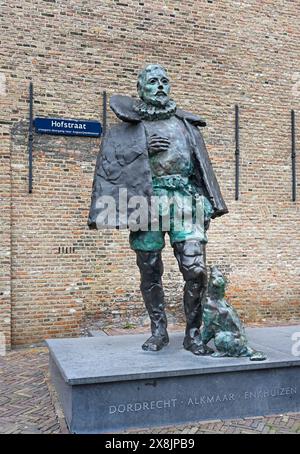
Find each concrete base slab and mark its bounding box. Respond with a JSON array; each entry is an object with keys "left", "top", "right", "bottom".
[{"left": 46, "top": 325, "right": 300, "bottom": 433}]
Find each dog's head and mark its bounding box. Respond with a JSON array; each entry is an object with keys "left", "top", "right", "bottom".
[{"left": 208, "top": 266, "right": 226, "bottom": 298}]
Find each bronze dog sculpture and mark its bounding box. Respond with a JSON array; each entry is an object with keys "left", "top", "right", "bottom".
[{"left": 201, "top": 267, "right": 266, "bottom": 361}]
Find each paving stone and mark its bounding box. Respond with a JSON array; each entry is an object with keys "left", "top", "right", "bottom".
[{"left": 0, "top": 347, "right": 60, "bottom": 434}]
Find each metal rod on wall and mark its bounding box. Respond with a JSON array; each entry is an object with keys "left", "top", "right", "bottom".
[
  {"left": 291, "top": 109, "right": 296, "bottom": 202},
  {"left": 235, "top": 104, "right": 240, "bottom": 200},
  {"left": 102, "top": 90, "right": 107, "bottom": 136},
  {"left": 28, "top": 81, "right": 33, "bottom": 193}
]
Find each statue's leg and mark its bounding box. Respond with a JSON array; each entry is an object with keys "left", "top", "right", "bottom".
[
  {"left": 129, "top": 229, "right": 168, "bottom": 352},
  {"left": 136, "top": 250, "right": 169, "bottom": 351},
  {"left": 173, "top": 240, "right": 212, "bottom": 355}
]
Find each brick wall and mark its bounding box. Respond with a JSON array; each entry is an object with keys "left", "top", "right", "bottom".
[
  {"left": 0, "top": 0, "right": 299, "bottom": 346},
  {"left": 0, "top": 119, "right": 12, "bottom": 349}
]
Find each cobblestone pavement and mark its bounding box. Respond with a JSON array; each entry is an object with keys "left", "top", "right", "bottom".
[
  {"left": 0, "top": 348, "right": 64, "bottom": 434},
  {"left": 0, "top": 343, "right": 300, "bottom": 434}
]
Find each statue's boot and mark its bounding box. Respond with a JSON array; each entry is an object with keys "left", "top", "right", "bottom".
[
  {"left": 182, "top": 282, "right": 213, "bottom": 356},
  {"left": 173, "top": 240, "right": 213, "bottom": 356},
  {"left": 136, "top": 251, "right": 169, "bottom": 351}
]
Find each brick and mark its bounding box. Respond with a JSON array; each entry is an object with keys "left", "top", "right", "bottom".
[{"left": 0, "top": 1, "right": 299, "bottom": 347}]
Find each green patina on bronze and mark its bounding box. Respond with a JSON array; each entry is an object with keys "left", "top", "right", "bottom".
[
  {"left": 89, "top": 63, "right": 229, "bottom": 355},
  {"left": 130, "top": 65, "right": 214, "bottom": 253},
  {"left": 129, "top": 175, "right": 214, "bottom": 251},
  {"left": 201, "top": 267, "right": 266, "bottom": 361},
  {"left": 134, "top": 64, "right": 177, "bottom": 120}
]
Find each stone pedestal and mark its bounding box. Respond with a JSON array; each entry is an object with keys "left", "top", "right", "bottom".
[{"left": 46, "top": 325, "right": 300, "bottom": 433}]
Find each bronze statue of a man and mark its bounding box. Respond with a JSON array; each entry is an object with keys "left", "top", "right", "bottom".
[{"left": 88, "top": 64, "right": 228, "bottom": 355}]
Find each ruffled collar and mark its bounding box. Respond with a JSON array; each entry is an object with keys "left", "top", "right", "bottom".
[{"left": 133, "top": 98, "right": 177, "bottom": 121}]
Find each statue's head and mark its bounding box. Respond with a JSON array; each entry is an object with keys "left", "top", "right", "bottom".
[{"left": 137, "top": 64, "right": 171, "bottom": 107}]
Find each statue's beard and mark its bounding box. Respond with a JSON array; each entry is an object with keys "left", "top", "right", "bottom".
[{"left": 133, "top": 98, "right": 177, "bottom": 121}]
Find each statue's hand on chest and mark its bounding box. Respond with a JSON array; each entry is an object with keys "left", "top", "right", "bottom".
[{"left": 148, "top": 134, "right": 170, "bottom": 156}]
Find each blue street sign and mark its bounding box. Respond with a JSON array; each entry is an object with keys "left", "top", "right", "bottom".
[{"left": 34, "top": 117, "right": 102, "bottom": 137}]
